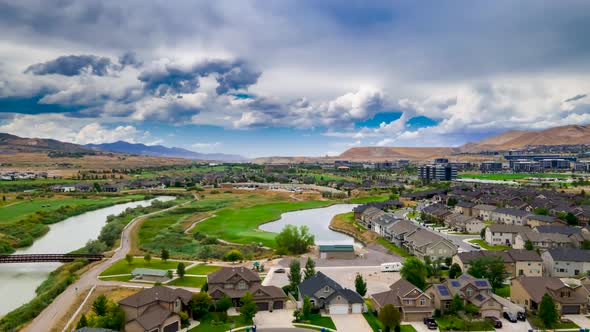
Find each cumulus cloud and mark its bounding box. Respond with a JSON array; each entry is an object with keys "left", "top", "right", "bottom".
[{"left": 24, "top": 55, "right": 118, "bottom": 76}]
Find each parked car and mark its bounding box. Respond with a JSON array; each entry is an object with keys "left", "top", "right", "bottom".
[
  {"left": 517, "top": 311, "right": 526, "bottom": 321},
  {"left": 274, "top": 268, "right": 285, "bottom": 273},
  {"left": 485, "top": 316, "right": 502, "bottom": 328},
  {"left": 423, "top": 317, "right": 438, "bottom": 330},
  {"left": 470, "top": 243, "right": 482, "bottom": 250},
  {"left": 503, "top": 311, "right": 517, "bottom": 323}
]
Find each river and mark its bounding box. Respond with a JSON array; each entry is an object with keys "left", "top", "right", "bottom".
[
  {"left": 0, "top": 196, "right": 175, "bottom": 316},
  {"left": 259, "top": 204, "right": 359, "bottom": 245}
]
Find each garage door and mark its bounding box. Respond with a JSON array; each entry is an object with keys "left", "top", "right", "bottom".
[
  {"left": 404, "top": 312, "right": 432, "bottom": 322},
  {"left": 329, "top": 304, "right": 349, "bottom": 315},
  {"left": 163, "top": 321, "right": 179, "bottom": 332},
  {"left": 481, "top": 309, "right": 500, "bottom": 318},
  {"left": 351, "top": 303, "right": 363, "bottom": 313},
  {"left": 562, "top": 305, "right": 580, "bottom": 314},
  {"left": 273, "top": 301, "right": 284, "bottom": 310},
  {"left": 256, "top": 302, "right": 269, "bottom": 311}
]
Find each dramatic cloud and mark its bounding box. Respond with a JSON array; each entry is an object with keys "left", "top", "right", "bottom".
[{"left": 24, "top": 55, "right": 118, "bottom": 76}]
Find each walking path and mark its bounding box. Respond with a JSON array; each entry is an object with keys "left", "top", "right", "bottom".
[{"left": 23, "top": 198, "right": 195, "bottom": 332}]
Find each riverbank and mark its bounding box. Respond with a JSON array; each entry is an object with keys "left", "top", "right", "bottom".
[{"left": 329, "top": 212, "right": 378, "bottom": 245}]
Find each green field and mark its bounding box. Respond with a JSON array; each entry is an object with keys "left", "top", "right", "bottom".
[
  {"left": 192, "top": 200, "right": 333, "bottom": 247},
  {"left": 0, "top": 194, "right": 145, "bottom": 223},
  {"left": 459, "top": 173, "right": 571, "bottom": 180},
  {"left": 468, "top": 239, "right": 510, "bottom": 251},
  {"left": 99, "top": 257, "right": 182, "bottom": 276},
  {"left": 167, "top": 276, "right": 207, "bottom": 287},
  {"left": 346, "top": 195, "right": 390, "bottom": 204},
  {"left": 185, "top": 264, "right": 222, "bottom": 275}
]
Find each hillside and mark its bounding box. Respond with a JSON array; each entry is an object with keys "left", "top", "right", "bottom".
[
  {"left": 338, "top": 147, "right": 456, "bottom": 160},
  {"left": 86, "top": 141, "right": 247, "bottom": 162},
  {"left": 0, "top": 133, "right": 91, "bottom": 154},
  {"left": 459, "top": 124, "right": 590, "bottom": 152}
]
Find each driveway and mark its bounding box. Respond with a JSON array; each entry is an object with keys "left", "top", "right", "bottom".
[
  {"left": 563, "top": 314, "right": 590, "bottom": 329},
  {"left": 498, "top": 318, "right": 532, "bottom": 332},
  {"left": 253, "top": 309, "right": 295, "bottom": 328},
  {"left": 331, "top": 314, "right": 372, "bottom": 332}
]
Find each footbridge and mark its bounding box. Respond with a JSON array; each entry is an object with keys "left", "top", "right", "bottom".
[{"left": 0, "top": 254, "right": 104, "bottom": 263}]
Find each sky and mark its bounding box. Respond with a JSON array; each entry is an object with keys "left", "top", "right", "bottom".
[{"left": 0, "top": 1, "right": 590, "bottom": 158}]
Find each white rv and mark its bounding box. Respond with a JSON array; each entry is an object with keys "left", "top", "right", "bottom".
[{"left": 380, "top": 262, "right": 403, "bottom": 272}]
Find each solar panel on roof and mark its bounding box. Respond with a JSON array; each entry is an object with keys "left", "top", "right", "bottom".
[
  {"left": 451, "top": 281, "right": 461, "bottom": 287},
  {"left": 474, "top": 280, "right": 489, "bottom": 287},
  {"left": 475, "top": 294, "right": 486, "bottom": 301},
  {"left": 437, "top": 285, "right": 450, "bottom": 296}
]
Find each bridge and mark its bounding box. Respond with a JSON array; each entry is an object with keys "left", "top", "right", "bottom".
[{"left": 0, "top": 254, "right": 104, "bottom": 263}]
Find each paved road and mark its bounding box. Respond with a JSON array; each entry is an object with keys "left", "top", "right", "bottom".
[{"left": 23, "top": 198, "right": 195, "bottom": 332}]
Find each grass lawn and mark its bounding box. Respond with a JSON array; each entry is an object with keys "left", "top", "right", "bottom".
[
  {"left": 363, "top": 311, "right": 382, "bottom": 332},
  {"left": 97, "top": 275, "right": 134, "bottom": 282},
  {"left": 400, "top": 325, "right": 418, "bottom": 332},
  {"left": 346, "top": 195, "right": 390, "bottom": 204},
  {"left": 167, "top": 276, "right": 206, "bottom": 287},
  {"left": 494, "top": 285, "right": 510, "bottom": 298},
  {"left": 192, "top": 200, "right": 332, "bottom": 247},
  {"left": 377, "top": 238, "right": 411, "bottom": 257},
  {"left": 554, "top": 321, "right": 580, "bottom": 329},
  {"left": 459, "top": 173, "right": 570, "bottom": 180},
  {"left": 185, "top": 264, "right": 222, "bottom": 275},
  {"left": 435, "top": 316, "right": 494, "bottom": 331},
  {"left": 99, "top": 257, "right": 181, "bottom": 276},
  {"left": 468, "top": 239, "right": 510, "bottom": 251},
  {"left": 299, "top": 314, "right": 336, "bottom": 329},
  {"left": 189, "top": 313, "right": 248, "bottom": 332},
  {"left": 0, "top": 194, "right": 145, "bottom": 223}
]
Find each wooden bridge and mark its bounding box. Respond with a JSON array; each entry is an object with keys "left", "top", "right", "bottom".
[{"left": 0, "top": 254, "right": 104, "bottom": 263}]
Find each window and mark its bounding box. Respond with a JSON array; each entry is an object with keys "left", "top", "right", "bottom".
[
  {"left": 224, "top": 284, "right": 234, "bottom": 289},
  {"left": 238, "top": 280, "right": 247, "bottom": 290},
  {"left": 325, "top": 286, "right": 330, "bottom": 293},
  {"left": 420, "top": 298, "right": 426, "bottom": 306},
  {"left": 404, "top": 299, "right": 411, "bottom": 305},
  {"left": 444, "top": 302, "right": 450, "bottom": 309}
]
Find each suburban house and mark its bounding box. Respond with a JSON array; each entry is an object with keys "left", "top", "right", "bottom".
[
  {"left": 384, "top": 219, "right": 419, "bottom": 246},
  {"left": 118, "top": 286, "right": 193, "bottom": 332},
  {"left": 318, "top": 245, "right": 355, "bottom": 260},
  {"left": 422, "top": 204, "right": 452, "bottom": 223},
  {"left": 131, "top": 268, "right": 170, "bottom": 283},
  {"left": 298, "top": 271, "right": 365, "bottom": 314},
  {"left": 511, "top": 276, "right": 588, "bottom": 315},
  {"left": 371, "top": 214, "right": 399, "bottom": 237},
  {"left": 525, "top": 214, "right": 558, "bottom": 227},
  {"left": 484, "top": 224, "right": 530, "bottom": 246},
  {"left": 357, "top": 206, "right": 386, "bottom": 229},
  {"left": 207, "top": 266, "right": 286, "bottom": 311},
  {"left": 488, "top": 207, "right": 529, "bottom": 225},
  {"left": 472, "top": 204, "right": 497, "bottom": 221},
  {"left": 371, "top": 279, "right": 434, "bottom": 321},
  {"left": 513, "top": 231, "right": 573, "bottom": 251},
  {"left": 454, "top": 201, "right": 477, "bottom": 217},
  {"left": 403, "top": 228, "right": 457, "bottom": 260},
  {"left": 426, "top": 274, "right": 502, "bottom": 318},
  {"left": 452, "top": 249, "right": 543, "bottom": 278},
  {"left": 443, "top": 213, "right": 485, "bottom": 234},
  {"left": 542, "top": 248, "right": 590, "bottom": 277}
]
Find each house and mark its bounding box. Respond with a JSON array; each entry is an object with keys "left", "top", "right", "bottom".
[
  {"left": 489, "top": 208, "right": 529, "bottom": 225},
  {"left": 118, "top": 286, "right": 192, "bottom": 332},
  {"left": 472, "top": 204, "right": 497, "bottom": 221},
  {"left": 454, "top": 201, "right": 477, "bottom": 217},
  {"left": 298, "top": 271, "right": 365, "bottom": 314},
  {"left": 371, "top": 214, "right": 398, "bottom": 236},
  {"left": 207, "top": 266, "right": 286, "bottom": 311},
  {"left": 514, "top": 231, "right": 574, "bottom": 251},
  {"left": 102, "top": 183, "right": 121, "bottom": 192},
  {"left": 358, "top": 206, "right": 386, "bottom": 229},
  {"left": 131, "top": 268, "right": 170, "bottom": 283},
  {"left": 319, "top": 245, "right": 355, "bottom": 260},
  {"left": 384, "top": 219, "right": 419, "bottom": 246},
  {"left": 452, "top": 249, "right": 543, "bottom": 278},
  {"left": 511, "top": 276, "right": 588, "bottom": 314},
  {"left": 444, "top": 213, "right": 484, "bottom": 234},
  {"left": 426, "top": 274, "right": 502, "bottom": 318},
  {"left": 371, "top": 279, "right": 434, "bottom": 321},
  {"left": 484, "top": 224, "right": 530, "bottom": 246},
  {"left": 542, "top": 248, "right": 590, "bottom": 277},
  {"left": 403, "top": 228, "right": 457, "bottom": 260},
  {"left": 525, "top": 214, "right": 558, "bottom": 227},
  {"left": 422, "top": 204, "right": 452, "bottom": 223}
]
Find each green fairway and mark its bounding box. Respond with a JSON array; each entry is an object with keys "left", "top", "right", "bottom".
[
  {"left": 185, "top": 264, "right": 222, "bottom": 275},
  {"left": 167, "top": 276, "right": 207, "bottom": 287},
  {"left": 192, "top": 200, "right": 332, "bottom": 247},
  {"left": 459, "top": 172, "right": 571, "bottom": 180},
  {"left": 99, "top": 257, "right": 184, "bottom": 276},
  {"left": 0, "top": 194, "right": 145, "bottom": 224}
]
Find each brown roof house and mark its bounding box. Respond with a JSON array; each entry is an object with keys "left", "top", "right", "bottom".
[
  {"left": 207, "top": 266, "right": 286, "bottom": 311},
  {"left": 511, "top": 276, "right": 588, "bottom": 315},
  {"left": 426, "top": 274, "right": 503, "bottom": 318},
  {"left": 371, "top": 279, "right": 434, "bottom": 321},
  {"left": 452, "top": 249, "right": 543, "bottom": 278},
  {"left": 118, "top": 286, "right": 193, "bottom": 332}
]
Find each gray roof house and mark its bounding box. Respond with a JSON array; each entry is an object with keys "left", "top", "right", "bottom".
[
  {"left": 542, "top": 248, "right": 590, "bottom": 277},
  {"left": 298, "top": 271, "right": 365, "bottom": 315},
  {"left": 403, "top": 228, "right": 457, "bottom": 260}
]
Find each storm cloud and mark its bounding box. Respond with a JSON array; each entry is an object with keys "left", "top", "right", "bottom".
[{"left": 24, "top": 55, "right": 118, "bottom": 76}]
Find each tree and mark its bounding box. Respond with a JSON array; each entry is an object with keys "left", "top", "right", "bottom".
[
  {"left": 480, "top": 227, "right": 486, "bottom": 240},
  {"left": 538, "top": 293, "right": 558, "bottom": 328},
  {"left": 224, "top": 249, "right": 243, "bottom": 263},
  {"left": 447, "top": 197, "right": 458, "bottom": 207},
  {"left": 302, "top": 296, "right": 312, "bottom": 320},
  {"left": 144, "top": 253, "right": 151, "bottom": 264},
  {"left": 191, "top": 292, "right": 213, "bottom": 319},
  {"left": 565, "top": 212, "right": 578, "bottom": 226},
  {"left": 83, "top": 239, "right": 107, "bottom": 254},
  {"left": 304, "top": 257, "right": 316, "bottom": 280},
  {"left": 92, "top": 295, "right": 108, "bottom": 316},
  {"left": 177, "top": 262, "right": 186, "bottom": 278},
  {"left": 400, "top": 257, "right": 427, "bottom": 290},
  {"left": 288, "top": 259, "right": 302, "bottom": 297},
  {"left": 581, "top": 240, "right": 590, "bottom": 250},
  {"left": 449, "top": 263, "right": 462, "bottom": 279},
  {"left": 161, "top": 248, "right": 169, "bottom": 262},
  {"left": 467, "top": 256, "right": 508, "bottom": 290},
  {"left": 275, "top": 225, "right": 315, "bottom": 254},
  {"left": 125, "top": 254, "right": 133, "bottom": 264},
  {"left": 378, "top": 304, "right": 401, "bottom": 332},
  {"left": 76, "top": 314, "right": 88, "bottom": 329},
  {"left": 355, "top": 273, "right": 367, "bottom": 297},
  {"left": 447, "top": 294, "right": 464, "bottom": 315},
  {"left": 166, "top": 270, "right": 173, "bottom": 279},
  {"left": 239, "top": 292, "right": 257, "bottom": 323},
  {"left": 216, "top": 295, "right": 232, "bottom": 312},
  {"left": 524, "top": 239, "right": 534, "bottom": 251}
]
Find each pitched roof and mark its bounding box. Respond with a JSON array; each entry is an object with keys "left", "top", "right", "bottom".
[
  {"left": 456, "top": 201, "right": 477, "bottom": 208},
  {"left": 505, "top": 249, "right": 543, "bottom": 262},
  {"left": 535, "top": 225, "right": 581, "bottom": 235},
  {"left": 131, "top": 268, "right": 168, "bottom": 277},
  {"left": 514, "top": 276, "right": 586, "bottom": 304},
  {"left": 495, "top": 207, "right": 530, "bottom": 217},
  {"left": 405, "top": 228, "right": 453, "bottom": 248},
  {"left": 487, "top": 224, "right": 529, "bottom": 233},
  {"left": 472, "top": 204, "right": 497, "bottom": 211},
  {"left": 118, "top": 286, "right": 192, "bottom": 308},
  {"left": 207, "top": 266, "right": 260, "bottom": 284},
  {"left": 298, "top": 271, "right": 363, "bottom": 303},
  {"left": 545, "top": 248, "right": 590, "bottom": 262},
  {"left": 134, "top": 304, "right": 177, "bottom": 330}
]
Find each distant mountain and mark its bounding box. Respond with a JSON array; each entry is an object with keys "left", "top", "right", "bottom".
[
  {"left": 338, "top": 147, "right": 455, "bottom": 160},
  {"left": 0, "top": 133, "right": 91, "bottom": 154},
  {"left": 459, "top": 124, "right": 590, "bottom": 152},
  {"left": 86, "top": 141, "right": 247, "bottom": 162}
]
